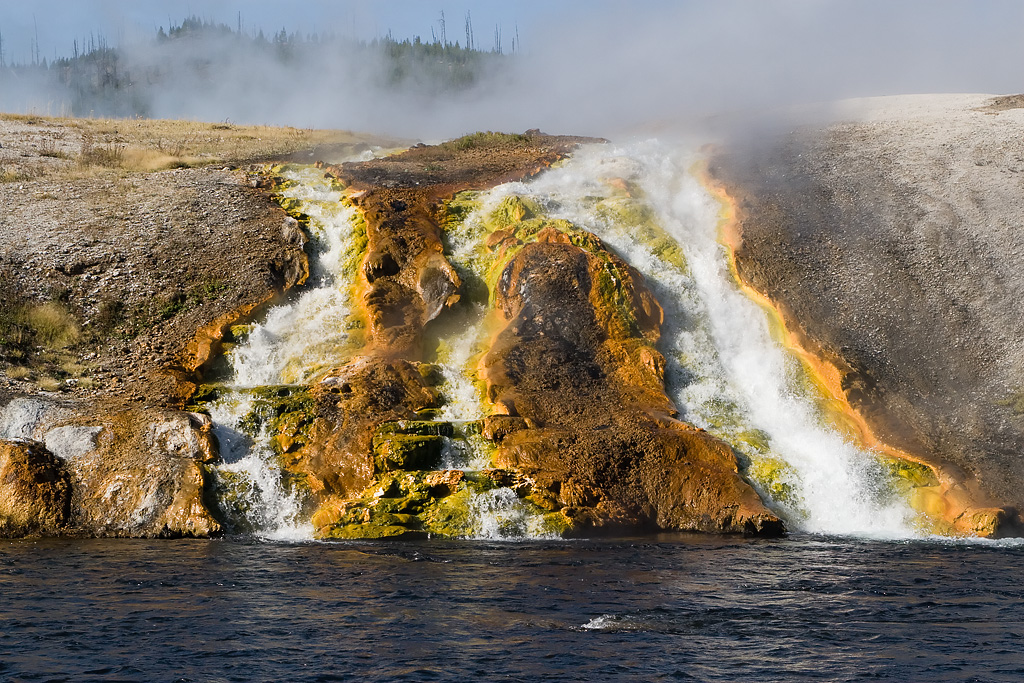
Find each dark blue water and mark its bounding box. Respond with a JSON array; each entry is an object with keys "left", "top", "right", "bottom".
[{"left": 2, "top": 534, "right": 1022, "bottom": 682}]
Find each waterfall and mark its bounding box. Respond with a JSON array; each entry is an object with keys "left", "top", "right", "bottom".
[
  {"left": 201, "top": 143, "right": 923, "bottom": 541},
  {"left": 465, "top": 487, "right": 561, "bottom": 541},
  {"left": 517, "top": 142, "right": 918, "bottom": 539},
  {"left": 432, "top": 202, "right": 493, "bottom": 472},
  {"left": 205, "top": 165, "right": 363, "bottom": 540},
  {"left": 230, "top": 166, "right": 362, "bottom": 387}
]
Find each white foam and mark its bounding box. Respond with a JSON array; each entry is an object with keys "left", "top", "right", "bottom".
[
  {"left": 230, "top": 168, "right": 360, "bottom": 387},
  {"left": 465, "top": 487, "right": 560, "bottom": 540},
  {"left": 205, "top": 166, "right": 361, "bottom": 540}
]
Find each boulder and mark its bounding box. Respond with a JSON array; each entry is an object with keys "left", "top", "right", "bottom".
[
  {"left": 0, "top": 440, "right": 72, "bottom": 536},
  {"left": 0, "top": 397, "right": 221, "bottom": 537}
]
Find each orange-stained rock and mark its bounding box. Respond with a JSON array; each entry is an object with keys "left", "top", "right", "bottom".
[
  {"left": 481, "top": 239, "right": 784, "bottom": 535},
  {"left": 322, "top": 132, "right": 598, "bottom": 358},
  {"left": 293, "top": 357, "right": 443, "bottom": 498},
  {"left": 297, "top": 133, "right": 603, "bottom": 517},
  {"left": 704, "top": 157, "right": 1024, "bottom": 537},
  {"left": 1, "top": 397, "right": 221, "bottom": 537},
  {"left": 0, "top": 440, "right": 72, "bottom": 536},
  {"left": 425, "top": 469, "right": 465, "bottom": 496},
  {"left": 248, "top": 133, "right": 780, "bottom": 537}
]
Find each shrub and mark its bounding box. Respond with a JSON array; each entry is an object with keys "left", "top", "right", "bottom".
[{"left": 78, "top": 133, "right": 126, "bottom": 168}]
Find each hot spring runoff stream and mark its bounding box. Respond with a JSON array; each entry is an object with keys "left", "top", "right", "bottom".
[{"left": 201, "top": 142, "right": 920, "bottom": 542}]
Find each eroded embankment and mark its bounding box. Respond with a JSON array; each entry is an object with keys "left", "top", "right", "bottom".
[
  {"left": 704, "top": 175, "right": 1009, "bottom": 536},
  {"left": 0, "top": 175, "right": 318, "bottom": 538},
  {"left": 703, "top": 95, "right": 1024, "bottom": 537}
]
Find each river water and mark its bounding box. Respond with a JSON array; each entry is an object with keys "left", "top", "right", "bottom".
[{"left": 3, "top": 534, "right": 1023, "bottom": 682}]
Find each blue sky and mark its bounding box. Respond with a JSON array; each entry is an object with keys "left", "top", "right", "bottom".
[{"left": 0, "top": 0, "right": 568, "bottom": 62}]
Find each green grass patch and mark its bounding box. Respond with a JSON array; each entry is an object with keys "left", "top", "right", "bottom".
[{"left": 439, "top": 131, "right": 529, "bottom": 152}]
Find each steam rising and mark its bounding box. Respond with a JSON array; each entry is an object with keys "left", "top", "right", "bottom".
[{"left": 2, "top": 1, "right": 1024, "bottom": 137}]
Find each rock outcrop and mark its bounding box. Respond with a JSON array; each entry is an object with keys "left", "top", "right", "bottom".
[
  {"left": 708, "top": 94, "right": 1024, "bottom": 536},
  {"left": 1, "top": 128, "right": 791, "bottom": 539},
  {"left": 480, "top": 227, "right": 780, "bottom": 534},
  {"left": 301, "top": 134, "right": 782, "bottom": 537},
  {"left": 0, "top": 397, "right": 219, "bottom": 537},
  {"left": 0, "top": 440, "right": 72, "bottom": 536},
  {"left": 288, "top": 133, "right": 602, "bottom": 503}
]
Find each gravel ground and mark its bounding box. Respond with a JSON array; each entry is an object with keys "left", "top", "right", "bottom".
[{"left": 0, "top": 116, "right": 384, "bottom": 408}]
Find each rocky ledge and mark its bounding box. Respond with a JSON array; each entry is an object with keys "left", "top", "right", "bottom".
[{"left": 263, "top": 132, "right": 782, "bottom": 538}]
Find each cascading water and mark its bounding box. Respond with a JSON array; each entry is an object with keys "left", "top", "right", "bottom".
[
  {"left": 428, "top": 194, "right": 556, "bottom": 536},
  {"left": 205, "top": 165, "right": 364, "bottom": 540},
  {"left": 509, "top": 141, "right": 919, "bottom": 539},
  {"left": 467, "top": 488, "right": 561, "bottom": 540},
  {"left": 202, "top": 143, "right": 921, "bottom": 542},
  {"left": 431, "top": 302, "right": 492, "bottom": 472},
  {"left": 431, "top": 205, "right": 502, "bottom": 473},
  {"left": 231, "top": 166, "right": 363, "bottom": 387}
]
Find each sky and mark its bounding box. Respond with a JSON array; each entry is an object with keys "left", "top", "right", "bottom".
[{"left": 2, "top": 1, "right": 1024, "bottom": 138}]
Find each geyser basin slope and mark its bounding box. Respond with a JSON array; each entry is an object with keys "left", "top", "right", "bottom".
[
  {"left": 520, "top": 143, "right": 921, "bottom": 538},
  {"left": 5, "top": 114, "right": 1002, "bottom": 540},
  {"left": 708, "top": 93, "right": 1024, "bottom": 536}
]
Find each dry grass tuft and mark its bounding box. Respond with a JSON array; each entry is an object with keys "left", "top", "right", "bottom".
[
  {"left": 78, "top": 133, "right": 126, "bottom": 168},
  {"left": 0, "top": 165, "right": 43, "bottom": 183},
  {"left": 5, "top": 365, "right": 32, "bottom": 380},
  {"left": 26, "top": 303, "right": 81, "bottom": 350},
  {"left": 60, "top": 361, "right": 89, "bottom": 378},
  {"left": 36, "top": 376, "right": 62, "bottom": 392}
]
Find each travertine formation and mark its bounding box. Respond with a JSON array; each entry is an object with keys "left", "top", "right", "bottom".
[{"left": 259, "top": 133, "right": 782, "bottom": 538}]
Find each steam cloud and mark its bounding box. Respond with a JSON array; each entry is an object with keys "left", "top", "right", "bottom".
[{"left": 2, "top": 0, "right": 1023, "bottom": 139}]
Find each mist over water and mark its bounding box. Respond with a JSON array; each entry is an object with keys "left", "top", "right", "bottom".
[{"left": 4, "top": 2, "right": 1024, "bottom": 137}]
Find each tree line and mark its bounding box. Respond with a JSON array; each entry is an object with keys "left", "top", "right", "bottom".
[{"left": 0, "top": 15, "right": 516, "bottom": 119}]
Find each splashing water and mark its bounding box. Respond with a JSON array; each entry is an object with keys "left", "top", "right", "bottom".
[
  {"left": 431, "top": 195, "right": 503, "bottom": 472},
  {"left": 206, "top": 166, "right": 364, "bottom": 539},
  {"left": 516, "top": 141, "right": 918, "bottom": 539},
  {"left": 466, "top": 488, "right": 561, "bottom": 540},
  {"left": 432, "top": 304, "right": 492, "bottom": 471},
  {"left": 434, "top": 306, "right": 488, "bottom": 425},
  {"left": 231, "top": 167, "right": 362, "bottom": 387},
  {"left": 206, "top": 391, "right": 311, "bottom": 541}
]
